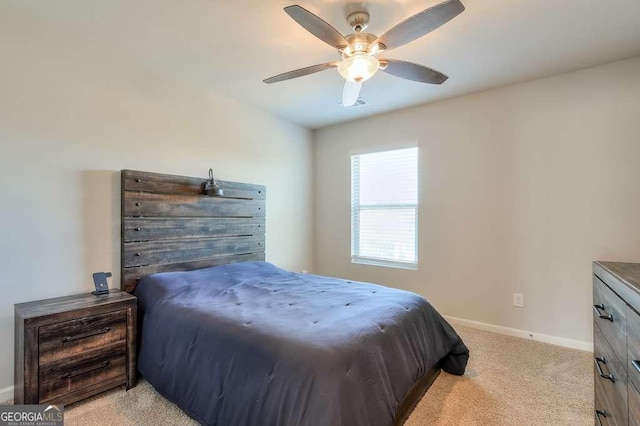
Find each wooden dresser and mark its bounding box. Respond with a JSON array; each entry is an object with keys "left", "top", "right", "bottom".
[
  {"left": 14, "top": 290, "right": 137, "bottom": 405},
  {"left": 593, "top": 261, "right": 640, "bottom": 426}
]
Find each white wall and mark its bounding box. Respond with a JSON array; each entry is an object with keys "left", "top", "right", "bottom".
[
  {"left": 314, "top": 57, "right": 640, "bottom": 348},
  {"left": 0, "top": 6, "right": 314, "bottom": 393}
]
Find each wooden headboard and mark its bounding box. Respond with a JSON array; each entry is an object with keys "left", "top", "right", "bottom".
[{"left": 120, "top": 170, "right": 266, "bottom": 293}]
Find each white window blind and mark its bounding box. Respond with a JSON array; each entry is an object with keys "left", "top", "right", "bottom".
[{"left": 351, "top": 147, "right": 418, "bottom": 269}]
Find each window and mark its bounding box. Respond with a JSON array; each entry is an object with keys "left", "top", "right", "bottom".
[{"left": 351, "top": 147, "right": 418, "bottom": 269}]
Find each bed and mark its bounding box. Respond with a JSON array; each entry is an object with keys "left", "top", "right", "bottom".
[{"left": 121, "top": 170, "right": 468, "bottom": 426}]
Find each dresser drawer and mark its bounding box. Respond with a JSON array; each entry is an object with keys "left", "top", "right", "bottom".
[
  {"left": 630, "top": 381, "right": 640, "bottom": 426},
  {"left": 594, "top": 324, "right": 628, "bottom": 425},
  {"left": 594, "top": 275, "right": 627, "bottom": 365},
  {"left": 39, "top": 310, "right": 127, "bottom": 365},
  {"left": 38, "top": 344, "right": 127, "bottom": 403},
  {"left": 628, "top": 306, "right": 640, "bottom": 393},
  {"left": 596, "top": 378, "right": 616, "bottom": 426}
]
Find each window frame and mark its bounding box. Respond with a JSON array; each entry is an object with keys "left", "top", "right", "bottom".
[{"left": 350, "top": 147, "right": 419, "bottom": 270}]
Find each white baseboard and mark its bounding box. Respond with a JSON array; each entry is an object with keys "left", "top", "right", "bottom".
[
  {"left": 0, "top": 385, "right": 13, "bottom": 404},
  {"left": 444, "top": 315, "right": 593, "bottom": 353}
]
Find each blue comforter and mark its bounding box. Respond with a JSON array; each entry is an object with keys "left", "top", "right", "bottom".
[{"left": 135, "top": 261, "right": 468, "bottom": 426}]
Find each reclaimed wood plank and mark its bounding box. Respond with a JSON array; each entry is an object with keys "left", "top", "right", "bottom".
[
  {"left": 123, "top": 217, "right": 264, "bottom": 242},
  {"left": 123, "top": 236, "right": 264, "bottom": 268},
  {"left": 126, "top": 304, "right": 136, "bottom": 389},
  {"left": 123, "top": 191, "right": 265, "bottom": 218},
  {"left": 25, "top": 327, "right": 38, "bottom": 404},
  {"left": 122, "top": 169, "right": 266, "bottom": 200},
  {"left": 15, "top": 290, "right": 135, "bottom": 321},
  {"left": 14, "top": 308, "right": 26, "bottom": 404}
]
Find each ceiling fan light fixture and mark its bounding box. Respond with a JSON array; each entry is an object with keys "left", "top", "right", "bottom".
[
  {"left": 265, "top": 1, "right": 465, "bottom": 100},
  {"left": 367, "top": 42, "right": 384, "bottom": 56},
  {"left": 338, "top": 53, "right": 380, "bottom": 83}
]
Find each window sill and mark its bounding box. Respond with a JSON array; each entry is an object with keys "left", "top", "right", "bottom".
[{"left": 351, "top": 257, "right": 418, "bottom": 270}]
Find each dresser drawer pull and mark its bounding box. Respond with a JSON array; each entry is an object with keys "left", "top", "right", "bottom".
[
  {"left": 60, "top": 361, "right": 110, "bottom": 379},
  {"left": 594, "top": 357, "right": 615, "bottom": 382},
  {"left": 595, "top": 409, "right": 607, "bottom": 426},
  {"left": 593, "top": 304, "right": 614, "bottom": 322},
  {"left": 632, "top": 360, "right": 640, "bottom": 374},
  {"left": 61, "top": 327, "right": 111, "bottom": 343}
]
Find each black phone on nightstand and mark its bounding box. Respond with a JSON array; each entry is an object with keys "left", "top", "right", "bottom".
[{"left": 92, "top": 272, "right": 112, "bottom": 295}]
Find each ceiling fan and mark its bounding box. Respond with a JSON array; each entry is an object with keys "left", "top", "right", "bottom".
[{"left": 263, "top": 0, "right": 465, "bottom": 107}]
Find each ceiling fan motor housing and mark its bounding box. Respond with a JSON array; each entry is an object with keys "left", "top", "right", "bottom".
[
  {"left": 347, "top": 11, "right": 370, "bottom": 32},
  {"left": 344, "top": 33, "right": 377, "bottom": 55}
]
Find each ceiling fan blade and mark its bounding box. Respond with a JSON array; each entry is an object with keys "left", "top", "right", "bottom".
[
  {"left": 380, "top": 59, "right": 448, "bottom": 84},
  {"left": 284, "top": 5, "right": 349, "bottom": 50},
  {"left": 342, "top": 80, "right": 362, "bottom": 107},
  {"left": 264, "top": 62, "right": 338, "bottom": 84},
  {"left": 376, "top": 0, "right": 465, "bottom": 51}
]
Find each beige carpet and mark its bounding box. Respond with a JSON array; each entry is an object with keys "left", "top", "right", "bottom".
[{"left": 63, "top": 325, "right": 593, "bottom": 425}]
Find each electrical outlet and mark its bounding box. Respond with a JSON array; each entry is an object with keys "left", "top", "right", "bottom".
[{"left": 513, "top": 293, "right": 524, "bottom": 308}]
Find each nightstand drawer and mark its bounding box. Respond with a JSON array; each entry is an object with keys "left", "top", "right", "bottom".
[
  {"left": 38, "top": 344, "right": 127, "bottom": 403},
  {"left": 594, "top": 275, "right": 627, "bottom": 365},
  {"left": 39, "top": 310, "right": 127, "bottom": 365}
]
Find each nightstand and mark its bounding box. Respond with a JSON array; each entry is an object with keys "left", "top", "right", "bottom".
[{"left": 14, "top": 289, "right": 137, "bottom": 405}]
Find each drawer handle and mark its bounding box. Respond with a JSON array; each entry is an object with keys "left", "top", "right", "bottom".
[
  {"left": 60, "top": 361, "right": 110, "bottom": 379},
  {"left": 595, "top": 409, "right": 607, "bottom": 426},
  {"left": 594, "top": 357, "right": 615, "bottom": 382},
  {"left": 632, "top": 360, "right": 640, "bottom": 374},
  {"left": 61, "top": 327, "right": 111, "bottom": 343},
  {"left": 593, "top": 304, "right": 614, "bottom": 322}
]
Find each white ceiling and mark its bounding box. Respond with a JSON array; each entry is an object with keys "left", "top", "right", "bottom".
[{"left": 9, "top": 0, "right": 640, "bottom": 129}]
